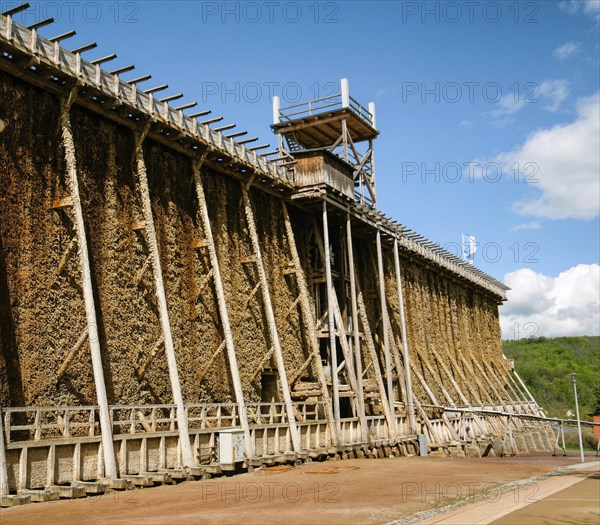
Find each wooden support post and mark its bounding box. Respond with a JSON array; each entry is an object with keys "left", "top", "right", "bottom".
[
  {"left": 0, "top": 411, "right": 8, "bottom": 497},
  {"left": 355, "top": 283, "right": 396, "bottom": 436},
  {"left": 136, "top": 335, "right": 164, "bottom": 381},
  {"left": 289, "top": 354, "right": 314, "bottom": 388},
  {"left": 504, "top": 368, "right": 531, "bottom": 408},
  {"left": 429, "top": 347, "right": 470, "bottom": 405},
  {"left": 471, "top": 359, "right": 507, "bottom": 408},
  {"left": 56, "top": 328, "right": 89, "bottom": 380},
  {"left": 456, "top": 349, "right": 495, "bottom": 406},
  {"left": 249, "top": 346, "right": 275, "bottom": 383},
  {"left": 346, "top": 215, "right": 367, "bottom": 442},
  {"left": 393, "top": 239, "right": 417, "bottom": 432},
  {"left": 192, "top": 156, "right": 253, "bottom": 458},
  {"left": 57, "top": 236, "right": 77, "bottom": 274},
  {"left": 281, "top": 202, "right": 338, "bottom": 447},
  {"left": 484, "top": 361, "right": 518, "bottom": 407},
  {"left": 513, "top": 370, "right": 542, "bottom": 413},
  {"left": 496, "top": 365, "right": 523, "bottom": 406},
  {"left": 60, "top": 90, "right": 118, "bottom": 480},
  {"left": 375, "top": 230, "right": 395, "bottom": 425},
  {"left": 242, "top": 187, "right": 302, "bottom": 452},
  {"left": 322, "top": 202, "right": 341, "bottom": 436},
  {"left": 331, "top": 291, "right": 367, "bottom": 422},
  {"left": 197, "top": 340, "right": 226, "bottom": 384},
  {"left": 133, "top": 126, "right": 195, "bottom": 468},
  {"left": 241, "top": 185, "right": 301, "bottom": 453}
]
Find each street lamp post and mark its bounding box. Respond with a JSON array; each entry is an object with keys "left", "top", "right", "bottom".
[{"left": 571, "top": 373, "right": 585, "bottom": 463}]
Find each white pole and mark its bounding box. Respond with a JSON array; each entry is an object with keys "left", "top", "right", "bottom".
[
  {"left": 0, "top": 411, "right": 8, "bottom": 497},
  {"left": 241, "top": 186, "right": 302, "bottom": 453},
  {"left": 194, "top": 161, "right": 253, "bottom": 458},
  {"left": 572, "top": 373, "right": 585, "bottom": 463},
  {"left": 272, "top": 96, "right": 280, "bottom": 124},
  {"left": 323, "top": 202, "right": 340, "bottom": 433},
  {"left": 134, "top": 130, "right": 195, "bottom": 468},
  {"left": 341, "top": 78, "right": 350, "bottom": 108},
  {"left": 393, "top": 239, "right": 417, "bottom": 433},
  {"left": 376, "top": 230, "right": 395, "bottom": 422},
  {"left": 60, "top": 92, "right": 118, "bottom": 479}
]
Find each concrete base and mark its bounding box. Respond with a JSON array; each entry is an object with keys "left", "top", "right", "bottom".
[
  {"left": 0, "top": 494, "right": 31, "bottom": 507},
  {"left": 19, "top": 488, "right": 59, "bottom": 503},
  {"left": 48, "top": 485, "right": 87, "bottom": 499},
  {"left": 465, "top": 444, "right": 482, "bottom": 458},
  {"left": 142, "top": 472, "right": 173, "bottom": 484},
  {"left": 187, "top": 467, "right": 206, "bottom": 478},
  {"left": 107, "top": 479, "right": 130, "bottom": 490},
  {"left": 121, "top": 475, "right": 153, "bottom": 487},
  {"left": 73, "top": 481, "right": 108, "bottom": 495},
  {"left": 160, "top": 469, "right": 188, "bottom": 481}
]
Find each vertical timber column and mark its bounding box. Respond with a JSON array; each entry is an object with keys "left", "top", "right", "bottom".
[
  {"left": 368, "top": 102, "right": 376, "bottom": 202},
  {"left": 322, "top": 202, "right": 341, "bottom": 435},
  {"left": 60, "top": 91, "right": 117, "bottom": 479},
  {"left": 133, "top": 127, "right": 195, "bottom": 468},
  {"left": 193, "top": 158, "right": 253, "bottom": 458},
  {"left": 241, "top": 185, "right": 301, "bottom": 453},
  {"left": 346, "top": 215, "right": 367, "bottom": 442},
  {"left": 281, "top": 201, "right": 338, "bottom": 447},
  {"left": 393, "top": 238, "right": 417, "bottom": 433},
  {"left": 0, "top": 411, "right": 8, "bottom": 496},
  {"left": 376, "top": 230, "right": 395, "bottom": 424}
]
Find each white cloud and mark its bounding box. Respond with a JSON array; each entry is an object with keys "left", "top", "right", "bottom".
[
  {"left": 491, "top": 94, "right": 526, "bottom": 118},
  {"left": 553, "top": 42, "right": 580, "bottom": 61},
  {"left": 494, "top": 91, "right": 600, "bottom": 219},
  {"left": 500, "top": 264, "right": 600, "bottom": 338},
  {"left": 537, "top": 80, "right": 569, "bottom": 112},
  {"left": 512, "top": 220, "right": 542, "bottom": 231},
  {"left": 490, "top": 80, "right": 569, "bottom": 119},
  {"left": 559, "top": 0, "right": 600, "bottom": 20}
]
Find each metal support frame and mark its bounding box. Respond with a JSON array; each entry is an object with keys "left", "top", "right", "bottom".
[
  {"left": 133, "top": 125, "right": 195, "bottom": 468},
  {"left": 192, "top": 156, "right": 253, "bottom": 458},
  {"left": 241, "top": 184, "right": 302, "bottom": 453},
  {"left": 59, "top": 89, "right": 117, "bottom": 480}
]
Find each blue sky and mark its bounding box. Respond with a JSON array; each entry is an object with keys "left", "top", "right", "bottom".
[{"left": 7, "top": 0, "right": 599, "bottom": 337}]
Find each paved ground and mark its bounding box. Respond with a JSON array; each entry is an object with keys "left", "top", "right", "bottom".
[
  {"left": 0, "top": 452, "right": 598, "bottom": 524},
  {"left": 420, "top": 459, "right": 599, "bottom": 525}
]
